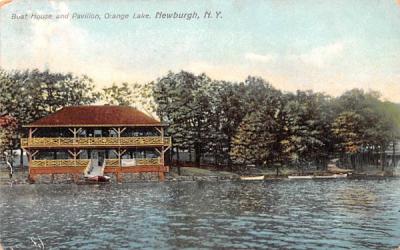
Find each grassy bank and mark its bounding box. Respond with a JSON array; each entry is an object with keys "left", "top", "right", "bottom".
[{"left": 169, "top": 163, "right": 399, "bottom": 179}]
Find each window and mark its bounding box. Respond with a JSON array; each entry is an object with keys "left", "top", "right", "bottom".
[{"left": 94, "top": 129, "right": 102, "bottom": 137}]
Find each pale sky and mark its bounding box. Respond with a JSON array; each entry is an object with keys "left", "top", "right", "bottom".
[{"left": 1, "top": 0, "right": 400, "bottom": 102}]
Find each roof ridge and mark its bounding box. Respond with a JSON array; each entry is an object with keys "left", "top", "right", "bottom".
[
  {"left": 26, "top": 105, "right": 162, "bottom": 127},
  {"left": 63, "top": 105, "right": 141, "bottom": 110}
]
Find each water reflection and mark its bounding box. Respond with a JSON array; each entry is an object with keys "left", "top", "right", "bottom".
[
  {"left": 335, "top": 186, "right": 378, "bottom": 211},
  {"left": 1, "top": 179, "right": 400, "bottom": 249}
]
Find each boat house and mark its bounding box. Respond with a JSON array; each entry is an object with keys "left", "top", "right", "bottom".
[{"left": 21, "top": 106, "right": 171, "bottom": 182}]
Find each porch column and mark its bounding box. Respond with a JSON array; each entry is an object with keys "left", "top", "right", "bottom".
[
  {"left": 31, "top": 150, "right": 39, "bottom": 160},
  {"left": 112, "top": 127, "right": 126, "bottom": 141},
  {"left": 28, "top": 128, "right": 38, "bottom": 147},
  {"left": 118, "top": 148, "right": 121, "bottom": 168},
  {"left": 68, "top": 128, "right": 82, "bottom": 144},
  {"left": 155, "top": 127, "right": 165, "bottom": 166},
  {"left": 26, "top": 150, "right": 38, "bottom": 182},
  {"left": 68, "top": 149, "right": 82, "bottom": 167},
  {"left": 29, "top": 127, "right": 38, "bottom": 139},
  {"left": 161, "top": 127, "right": 165, "bottom": 167},
  {"left": 113, "top": 148, "right": 127, "bottom": 168},
  {"left": 26, "top": 150, "right": 32, "bottom": 169},
  {"left": 26, "top": 149, "right": 33, "bottom": 181},
  {"left": 73, "top": 149, "right": 77, "bottom": 167}
]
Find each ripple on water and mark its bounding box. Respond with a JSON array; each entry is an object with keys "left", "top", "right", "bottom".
[{"left": 0, "top": 179, "right": 400, "bottom": 249}]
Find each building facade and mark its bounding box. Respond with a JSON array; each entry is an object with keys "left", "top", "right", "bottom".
[{"left": 21, "top": 106, "right": 171, "bottom": 182}]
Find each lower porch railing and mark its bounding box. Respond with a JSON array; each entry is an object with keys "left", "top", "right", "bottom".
[
  {"left": 31, "top": 159, "right": 90, "bottom": 168},
  {"left": 30, "top": 158, "right": 162, "bottom": 167}
]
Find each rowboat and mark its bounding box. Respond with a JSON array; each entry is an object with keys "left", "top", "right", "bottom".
[
  {"left": 288, "top": 175, "right": 313, "bottom": 179},
  {"left": 240, "top": 176, "right": 265, "bottom": 181},
  {"left": 313, "top": 175, "right": 337, "bottom": 179},
  {"left": 86, "top": 175, "right": 110, "bottom": 182},
  {"left": 314, "top": 174, "right": 348, "bottom": 179},
  {"left": 288, "top": 174, "right": 348, "bottom": 180}
]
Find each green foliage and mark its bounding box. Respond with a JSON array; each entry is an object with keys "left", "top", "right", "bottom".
[
  {"left": 332, "top": 111, "right": 364, "bottom": 153},
  {"left": 0, "top": 68, "right": 98, "bottom": 148},
  {"left": 151, "top": 71, "right": 399, "bottom": 169},
  {"left": 153, "top": 71, "right": 214, "bottom": 166},
  {"left": 1, "top": 67, "right": 398, "bottom": 170},
  {"left": 280, "top": 91, "right": 329, "bottom": 165},
  {"left": 0, "top": 69, "right": 98, "bottom": 124},
  {"left": 230, "top": 77, "right": 282, "bottom": 166},
  {"left": 206, "top": 80, "right": 247, "bottom": 164},
  {"left": 376, "top": 101, "right": 400, "bottom": 138},
  {"left": 0, "top": 116, "right": 18, "bottom": 158},
  {"left": 230, "top": 110, "right": 277, "bottom": 166},
  {"left": 100, "top": 82, "right": 157, "bottom": 117},
  {"left": 333, "top": 89, "right": 397, "bottom": 153},
  {"left": 130, "top": 82, "right": 157, "bottom": 116},
  {"left": 101, "top": 82, "right": 133, "bottom": 106}
]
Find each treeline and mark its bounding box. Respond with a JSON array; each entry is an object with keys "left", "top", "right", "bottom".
[
  {"left": 0, "top": 69, "right": 98, "bottom": 163},
  {"left": 0, "top": 69, "right": 399, "bottom": 171},
  {"left": 150, "top": 72, "right": 400, "bottom": 172}
]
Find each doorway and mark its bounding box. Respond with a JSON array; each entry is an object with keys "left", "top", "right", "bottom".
[{"left": 91, "top": 150, "right": 105, "bottom": 167}]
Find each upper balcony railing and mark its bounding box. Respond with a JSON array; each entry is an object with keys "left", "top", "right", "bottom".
[{"left": 21, "top": 136, "right": 172, "bottom": 148}]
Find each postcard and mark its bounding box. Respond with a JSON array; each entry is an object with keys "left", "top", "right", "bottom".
[{"left": 1, "top": 1, "right": 400, "bottom": 249}]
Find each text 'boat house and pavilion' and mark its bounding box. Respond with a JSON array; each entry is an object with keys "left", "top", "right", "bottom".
[{"left": 21, "top": 106, "right": 171, "bottom": 182}]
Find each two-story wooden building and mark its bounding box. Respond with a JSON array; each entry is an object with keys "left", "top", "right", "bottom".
[{"left": 21, "top": 106, "right": 171, "bottom": 182}]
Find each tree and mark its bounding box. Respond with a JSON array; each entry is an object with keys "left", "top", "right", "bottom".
[
  {"left": 101, "top": 82, "right": 133, "bottom": 106},
  {"left": 0, "top": 69, "right": 98, "bottom": 122},
  {"left": 230, "top": 110, "right": 277, "bottom": 167},
  {"left": 0, "top": 115, "right": 17, "bottom": 162},
  {"left": 333, "top": 89, "right": 399, "bottom": 169},
  {"left": 205, "top": 81, "right": 246, "bottom": 165},
  {"left": 10, "top": 69, "right": 98, "bottom": 114},
  {"left": 130, "top": 82, "right": 158, "bottom": 117},
  {"left": 332, "top": 111, "right": 364, "bottom": 154},
  {"left": 100, "top": 82, "right": 158, "bottom": 118},
  {"left": 153, "top": 71, "right": 196, "bottom": 169},
  {"left": 280, "top": 91, "right": 327, "bottom": 171},
  {"left": 331, "top": 111, "right": 364, "bottom": 169},
  {"left": 81, "top": 69, "right": 400, "bottom": 173},
  {"left": 230, "top": 77, "right": 284, "bottom": 174},
  {"left": 153, "top": 71, "right": 218, "bottom": 167},
  {"left": 0, "top": 68, "right": 99, "bottom": 167}
]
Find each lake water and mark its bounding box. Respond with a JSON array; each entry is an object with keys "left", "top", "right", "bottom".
[{"left": 1, "top": 178, "right": 400, "bottom": 249}]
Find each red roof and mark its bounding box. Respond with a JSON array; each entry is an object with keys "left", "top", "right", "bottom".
[{"left": 25, "top": 106, "right": 164, "bottom": 127}]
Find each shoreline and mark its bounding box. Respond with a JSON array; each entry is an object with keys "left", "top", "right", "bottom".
[{"left": 1, "top": 166, "right": 398, "bottom": 186}]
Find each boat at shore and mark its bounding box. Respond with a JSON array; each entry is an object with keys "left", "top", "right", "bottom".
[
  {"left": 287, "top": 175, "right": 313, "bottom": 179},
  {"left": 314, "top": 174, "right": 348, "bottom": 179},
  {"left": 288, "top": 174, "right": 348, "bottom": 180},
  {"left": 240, "top": 175, "right": 265, "bottom": 181},
  {"left": 86, "top": 175, "right": 111, "bottom": 182}
]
